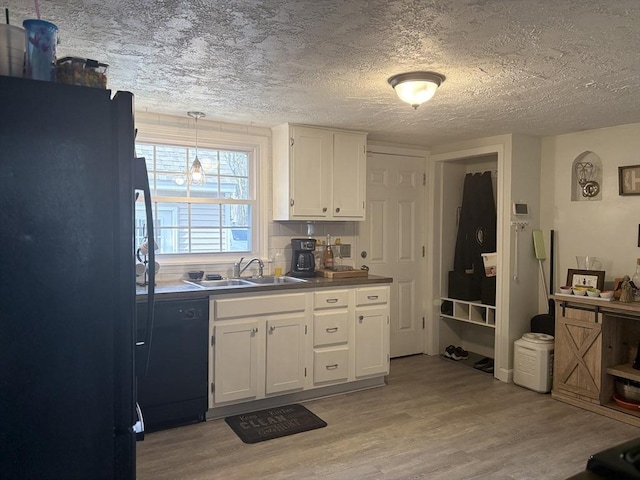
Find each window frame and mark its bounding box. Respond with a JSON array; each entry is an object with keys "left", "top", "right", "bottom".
[{"left": 134, "top": 112, "right": 269, "bottom": 266}]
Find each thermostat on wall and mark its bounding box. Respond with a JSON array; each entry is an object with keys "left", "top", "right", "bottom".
[{"left": 513, "top": 202, "right": 529, "bottom": 216}]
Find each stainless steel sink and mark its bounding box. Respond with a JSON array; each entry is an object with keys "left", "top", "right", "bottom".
[
  {"left": 244, "top": 275, "right": 307, "bottom": 285},
  {"left": 182, "top": 276, "right": 306, "bottom": 290},
  {"left": 183, "top": 279, "right": 254, "bottom": 289}
]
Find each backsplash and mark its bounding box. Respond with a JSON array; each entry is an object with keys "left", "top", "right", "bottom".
[
  {"left": 142, "top": 220, "right": 358, "bottom": 284},
  {"left": 269, "top": 221, "right": 358, "bottom": 275}
]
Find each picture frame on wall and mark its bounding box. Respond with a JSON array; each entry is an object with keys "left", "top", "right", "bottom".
[
  {"left": 618, "top": 164, "right": 640, "bottom": 196},
  {"left": 567, "top": 269, "right": 605, "bottom": 290}
]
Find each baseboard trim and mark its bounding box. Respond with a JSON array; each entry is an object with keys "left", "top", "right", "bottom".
[{"left": 206, "top": 376, "right": 386, "bottom": 420}]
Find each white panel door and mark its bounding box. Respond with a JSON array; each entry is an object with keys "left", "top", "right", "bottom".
[
  {"left": 359, "top": 153, "right": 425, "bottom": 357},
  {"left": 265, "top": 315, "right": 306, "bottom": 395},
  {"left": 333, "top": 132, "right": 366, "bottom": 218},
  {"left": 214, "top": 321, "right": 260, "bottom": 404},
  {"left": 290, "top": 126, "right": 332, "bottom": 217},
  {"left": 355, "top": 306, "right": 389, "bottom": 377}
]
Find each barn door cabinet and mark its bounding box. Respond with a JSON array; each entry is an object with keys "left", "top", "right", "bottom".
[
  {"left": 551, "top": 295, "right": 640, "bottom": 427},
  {"left": 272, "top": 123, "right": 367, "bottom": 221}
]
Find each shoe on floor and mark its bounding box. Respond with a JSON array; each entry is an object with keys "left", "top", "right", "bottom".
[
  {"left": 480, "top": 359, "right": 494, "bottom": 373},
  {"left": 451, "top": 346, "right": 469, "bottom": 361},
  {"left": 473, "top": 357, "right": 491, "bottom": 369},
  {"left": 443, "top": 345, "right": 456, "bottom": 359}
]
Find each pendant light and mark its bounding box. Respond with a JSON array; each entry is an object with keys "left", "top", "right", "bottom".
[
  {"left": 187, "top": 111, "right": 206, "bottom": 185},
  {"left": 387, "top": 71, "right": 445, "bottom": 109}
]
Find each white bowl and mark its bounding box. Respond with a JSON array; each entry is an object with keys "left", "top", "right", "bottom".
[
  {"left": 559, "top": 286, "right": 572, "bottom": 294},
  {"left": 587, "top": 288, "right": 601, "bottom": 297},
  {"left": 600, "top": 290, "right": 614, "bottom": 300},
  {"left": 572, "top": 287, "right": 587, "bottom": 296}
]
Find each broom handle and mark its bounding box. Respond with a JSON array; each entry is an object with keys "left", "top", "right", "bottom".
[{"left": 539, "top": 260, "right": 549, "bottom": 302}]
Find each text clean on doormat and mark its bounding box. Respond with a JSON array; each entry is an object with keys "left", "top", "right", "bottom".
[{"left": 224, "top": 404, "right": 327, "bottom": 444}]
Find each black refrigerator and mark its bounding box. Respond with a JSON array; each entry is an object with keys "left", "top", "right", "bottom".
[{"left": 0, "top": 76, "right": 154, "bottom": 479}]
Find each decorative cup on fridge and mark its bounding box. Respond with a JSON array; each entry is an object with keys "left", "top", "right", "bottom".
[{"left": 23, "top": 19, "right": 58, "bottom": 81}]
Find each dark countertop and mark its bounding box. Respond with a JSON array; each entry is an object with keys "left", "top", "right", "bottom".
[{"left": 136, "top": 274, "right": 393, "bottom": 301}]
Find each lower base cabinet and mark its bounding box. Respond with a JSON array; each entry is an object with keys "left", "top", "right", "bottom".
[
  {"left": 553, "top": 306, "right": 603, "bottom": 401},
  {"left": 551, "top": 296, "right": 640, "bottom": 427},
  {"left": 355, "top": 286, "right": 391, "bottom": 378},
  {"left": 355, "top": 306, "right": 390, "bottom": 378},
  {"left": 265, "top": 315, "right": 306, "bottom": 395},
  {"left": 210, "top": 285, "right": 391, "bottom": 411},
  {"left": 213, "top": 321, "right": 260, "bottom": 404}
]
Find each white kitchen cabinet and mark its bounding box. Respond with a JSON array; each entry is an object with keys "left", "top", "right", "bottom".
[
  {"left": 265, "top": 315, "right": 306, "bottom": 395},
  {"left": 272, "top": 123, "right": 367, "bottom": 221},
  {"left": 209, "top": 284, "right": 391, "bottom": 414},
  {"left": 213, "top": 321, "right": 260, "bottom": 404},
  {"left": 355, "top": 287, "right": 390, "bottom": 378},
  {"left": 312, "top": 289, "right": 351, "bottom": 386},
  {"left": 212, "top": 293, "right": 307, "bottom": 406}
]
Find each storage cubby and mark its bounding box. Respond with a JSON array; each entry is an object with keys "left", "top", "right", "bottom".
[
  {"left": 439, "top": 299, "right": 496, "bottom": 369},
  {"left": 435, "top": 154, "right": 499, "bottom": 371},
  {"left": 444, "top": 297, "right": 496, "bottom": 327}
]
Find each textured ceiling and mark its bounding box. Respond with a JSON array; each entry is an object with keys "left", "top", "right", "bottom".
[{"left": 6, "top": 0, "right": 640, "bottom": 147}]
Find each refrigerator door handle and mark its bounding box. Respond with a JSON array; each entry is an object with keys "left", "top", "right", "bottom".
[
  {"left": 134, "top": 156, "right": 156, "bottom": 377},
  {"left": 133, "top": 402, "right": 145, "bottom": 441}
]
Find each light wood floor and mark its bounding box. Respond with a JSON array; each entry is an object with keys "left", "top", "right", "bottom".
[{"left": 137, "top": 355, "right": 639, "bottom": 479}]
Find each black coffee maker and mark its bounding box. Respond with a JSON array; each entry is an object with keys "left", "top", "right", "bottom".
[{"left": 290, "top": 238, "right": 317, "bottom": 278}]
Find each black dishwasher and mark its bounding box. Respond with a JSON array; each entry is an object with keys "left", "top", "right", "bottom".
[{"left": 136, "top": 297, "right": 209, "bottom": 431}]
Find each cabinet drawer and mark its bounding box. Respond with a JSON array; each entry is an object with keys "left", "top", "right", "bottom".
[
  {"left": 314, "top": 347, "right": 349, "bottom": 384},
  {"left": 313, "top": 311, "right": 349, "bottom": 346},
  {"left": 356, "top": 287, "right": 388, "bottom": 306},
  {"left": 313, "top": 290, "right": 349, "bottom": 309},
  {"left": 215, "top": 293, "right": 306, "bottom": 319}
]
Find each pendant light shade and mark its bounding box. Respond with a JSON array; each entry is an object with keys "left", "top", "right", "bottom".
[
  {"left": 187, "top": 111, "right": 206, "bottom": 185},
  {"left": 388, "top": 71, "right": 445, "bottom": 109}
]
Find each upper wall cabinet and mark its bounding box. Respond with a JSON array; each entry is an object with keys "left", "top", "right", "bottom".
[{"left": 272, "top": 123, "right": 367, "bottom": 221}]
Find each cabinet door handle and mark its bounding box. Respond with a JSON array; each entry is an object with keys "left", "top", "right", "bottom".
[
  {"left": 359, "top": 315, "right": 364, "bottom": 322},
  {"left": 367, "top": 295, "right": 379, "bottom": 300},
  {"left": 326, "top": 364, "right": 338, "bottom": 370},
  {"left": 290, "top": 199, "right": 294, "bottom": 207},
  {"left": 326, "top": 298, "right": 338, "bottom": 303},
  {"left": 326, "top": 327, "right": 338, "bottom": 333},
  {"left": 322, "top": 207, "right": 327, "bottom": 212},
  {"left": 269, "top": 325, "right": 276, "bottom": 333},
  {"left": 335, "top": 207, "right": 340, "bottom": 213},
  {"left": 251, "top": 327, "right": 258, "bottom": 334}
]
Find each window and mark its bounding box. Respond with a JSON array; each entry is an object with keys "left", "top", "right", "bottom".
[{"left": 134, "top": 142, "right": 255, "bottom": 255}]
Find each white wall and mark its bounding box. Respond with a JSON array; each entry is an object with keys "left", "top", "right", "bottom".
[{"left": 539, "top": 123, "right": 640, "bottom": 301}]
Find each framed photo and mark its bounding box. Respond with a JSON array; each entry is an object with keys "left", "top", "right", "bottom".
[
  {"left": 618, "top": 165, "right": 640, "bottom": 196},
  {"left": 567, "top": 269, "right": 605, "bottom": 290}
]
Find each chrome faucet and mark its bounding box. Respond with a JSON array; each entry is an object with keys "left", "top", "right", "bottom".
[{"left": 233, "top": 257, "right": 264, "bottom": 278}]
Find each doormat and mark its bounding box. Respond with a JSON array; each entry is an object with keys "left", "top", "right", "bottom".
[{"left": 224, "top": 404, "right": 327, "bottom": 444}]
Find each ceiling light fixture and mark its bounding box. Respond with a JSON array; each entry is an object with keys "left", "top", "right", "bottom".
[
  {"left": 387, "top": 71, "right": 445, "bottom": 109},
  {"left": 187, "top": 111, "right": 206, "bottom": 185}
]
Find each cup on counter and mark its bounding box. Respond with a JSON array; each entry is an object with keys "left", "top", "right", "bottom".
[
  {"left": 135, "top": 263, "right": 146, "bottom": 277},
  {"left": 0, "top": 24, "right": 26, "bottom": 77},
  {"left": 23, "top": 19, "right": 58, "bottom": 81}
]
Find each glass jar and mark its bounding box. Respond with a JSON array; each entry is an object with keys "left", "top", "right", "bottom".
[
  {"left": 56, "top": 57, "right": 108, "bottom": 88},
  {"left": 632, "top": 258, "right": 640, "bottom": 302}
]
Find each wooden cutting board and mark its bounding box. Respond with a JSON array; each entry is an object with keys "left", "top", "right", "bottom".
[{"left": 316, "top": 268, "right": 368, "bottom": 279}]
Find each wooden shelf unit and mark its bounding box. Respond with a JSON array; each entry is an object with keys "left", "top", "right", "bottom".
[
  {"left": 606, "top": 363, "right": 640, "bottom": 383},
  {"left": 551, "top": 295, "right": 640, "bottom": 427},
  {"left": 440, "top": 297, "right": 496, "bottom": 328}
]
